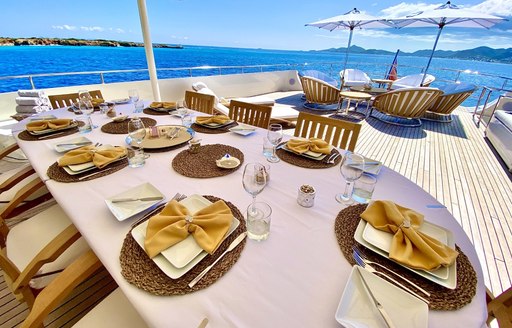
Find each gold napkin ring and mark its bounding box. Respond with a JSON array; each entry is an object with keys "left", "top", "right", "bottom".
[
  {"left": 185, "top": 215, "right": 193, "bottom": 223},
  {"left": 400, "top": 218, "right": 411, "bottom": 228}
]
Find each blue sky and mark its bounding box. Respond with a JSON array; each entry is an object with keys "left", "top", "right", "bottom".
[{"left": 1, "top": 0, "right": 511, "bottom": 52}]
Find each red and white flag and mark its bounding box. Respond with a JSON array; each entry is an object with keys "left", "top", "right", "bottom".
[{"left": 386, "top": 50, "right": 399, "bottom": 81}]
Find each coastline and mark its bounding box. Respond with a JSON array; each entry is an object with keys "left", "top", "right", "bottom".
[{"left": 0, "top": 37, "right": 183, "bottom": 49}]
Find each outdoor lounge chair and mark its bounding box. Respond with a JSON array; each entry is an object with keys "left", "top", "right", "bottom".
[
  {"left": 300, "top": 76, "right": 340, "bottom": 110},
  {"left": 299, "top": 70, "right": 338, "bottom": 87},
  {"left": 389, "top": 74, "right": 436, "bottom": 90},
  {"left": 370, "top": 87, "right": 443, "bottom": 127},
  {"left": 423, "top": 82, "right": 477, "bottom": 122},
  {"left": 340, "top": 69, "right": 372, "bottom": 89}
]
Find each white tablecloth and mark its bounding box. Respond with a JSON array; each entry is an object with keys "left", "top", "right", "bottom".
[{"left": 14, "top": 104, "right": 487, "bottom": 328}]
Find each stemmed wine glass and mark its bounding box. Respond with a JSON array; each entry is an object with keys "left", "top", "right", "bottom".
[
  {"left": 128, "top": 89, "right": 139, "bottom": 103},
  {"left": 127, "top": 117, "right": 148, "bottom": 167},
  {"left": 242, "top": 163, "right": 267, "bottom": 215},
  {"left": 176, "top": 100, "right": 188, "bottom": 118},
  {"left": 336, "top": 152, "right": 365, "bottom": 204},
  {"left": 267, "top": 123, "right": 283, "bottom": 163},
  {"left": 78, "top": 90, "right": 95, "bottom": 131}
]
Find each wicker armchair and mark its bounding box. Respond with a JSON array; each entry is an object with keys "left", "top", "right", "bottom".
[
  {"left": 389, "top": 74, "right": 436, "bottom": 90},
  {"left": 424, "top": 83, "right": 477, "bottom": 122},
  {"left": 370, "top": 87, "right": 443, "bottom": 127},
  {"left": 300, "top": 76, "right": 340, "bottom": 110},
  {"left": 340, "top": 69, "right": 372, "bottom": 89}
]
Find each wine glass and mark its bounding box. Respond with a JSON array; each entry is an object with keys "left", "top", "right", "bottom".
[
  {"left": 128, "top": 89, "right": 139, "bottom": 103},
  {"left": 128, "top": 117, "right": 147, "bottom": 167},
  {"left": 78, "top": 90, "right": 95, "bottom": 131},
  {"left": 267, "top": 123, "right": 283, "bottom": 163},
  {"left": 242, "top": 163, "right": 267, "bottom": 215},
  {"left": 176, "top": 100, "right": 188, "bottom": 118},
  {"left": 336, "top": 152, "right": 365, "bottom": 204}
]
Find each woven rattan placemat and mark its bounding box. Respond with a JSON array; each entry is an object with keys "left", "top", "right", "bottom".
[
  {"left": 120, "top": 195, "right": 247, "bottom": 295},
  {"left": 100, "top": 117, "right": 157, "bottom": 134},
  {"left": 17, "top": 121, "right": 85, "bottom": 141},
  {"left": 191, "top": 122, "right": 238, "bottom": 134},
  {"left": 334, "top": 204, "right": 477, "bottom": 310},
  {"left": 143, "top": 107, "right": 173, "bottom": 116},
  {"left": 276, "top": 147, "right": 341, "bottom": 169},
  {"left": 47, "top": 158, "right": 128, "bottom": 182},
  {"left": 172, "top": 144, "right": 244, "bottom": 178}
]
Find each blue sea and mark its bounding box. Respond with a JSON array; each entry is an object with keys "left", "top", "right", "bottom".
[{"left": 1, "top": 45, "right": 511, "bottom": 106}]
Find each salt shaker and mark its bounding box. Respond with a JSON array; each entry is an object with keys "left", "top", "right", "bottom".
[{"left": 297, "top": 184, "right": 315, "bottom": 207}]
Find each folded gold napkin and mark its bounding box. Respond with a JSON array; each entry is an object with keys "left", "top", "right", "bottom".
[
  {"left": 286, "top": 138, "right": 331, "bottom": 155},
  {"left": 144, "top": 199, "right": 232, "bottom": 258},
  {"left": 57, "top": 145, "right": 127, "bottom": 169},
  {"left": 360, "top": 200, "right": 459, "bottom": 271},
  {"left": 195, "top": 115, "right": 231, "bottom": 125},
  {"left": 91, "top": 98, "right": 104, "bottom": 106},
  {"left": 26, "top": 119, "right": 73, "bottom": 132},
  {"left": 150, "top": 101, "right": 176, "bottom": 109}
]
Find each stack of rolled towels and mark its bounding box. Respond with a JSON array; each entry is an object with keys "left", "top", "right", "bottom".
[{"left": 15, "top": 90, "right": 51, "bottom": 114}]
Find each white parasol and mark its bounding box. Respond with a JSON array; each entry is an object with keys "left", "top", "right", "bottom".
[{"left": 390, "top": 1, "right": 507, "bottom": 84}]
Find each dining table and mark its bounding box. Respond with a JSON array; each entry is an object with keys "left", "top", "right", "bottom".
[{"left": 12, "top": 101, "right": 487, "bottom": 328}]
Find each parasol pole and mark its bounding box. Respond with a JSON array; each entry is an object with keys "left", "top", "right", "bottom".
[
  {"left": 341, "top": 27, "right": 354, "bottom": 89},
  {"left": 421, "top": 22, "right": 444, "bottom": 86}
]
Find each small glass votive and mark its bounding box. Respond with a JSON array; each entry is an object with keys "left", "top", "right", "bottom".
[
  {"left": 127, "top": 146, "right": 145, "bottom": 168},
  {"left": 297, "top": 184, "right": 316, "bottom": 207},
  {"left": 256, "top": 163, "right": 270, "bottom": 185},
  {"left": 247, "top": 202, "right": 272, "bottom": 241},
  {"left": 352, "top": 173, "right": 377, "bottom": 204},
  {"left": 105, "top": 102, "right": 116, "bottom": 118},
  {"left": 188, "top": 139, "right": 201, "bottom": 153}
]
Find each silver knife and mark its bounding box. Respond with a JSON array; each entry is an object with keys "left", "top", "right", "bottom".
[
  {"left": 357, "top": 269, "right": 396, "bottom": 328},
  {"left": 111, "top": 196, "right": 164, "bottom": 203},
  {"left": 56, "top": 141, "right": 92, "bottom": 147},
  {"left": 188, "top": 232, "right": 247, "bottom": 288}
]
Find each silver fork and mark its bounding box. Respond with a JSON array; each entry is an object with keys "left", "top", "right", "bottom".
[
  {"left": 353, "top": 249, "right": 430, "bottom": 304},
  {"left": 327, "top": 152, "right": 340, "bottom": 164},
  {"left": 353, "top": 247, "right": 430, "bottom": 296},
  {"left": 130, "top": 193, "right": 185, "bottom": 227}
]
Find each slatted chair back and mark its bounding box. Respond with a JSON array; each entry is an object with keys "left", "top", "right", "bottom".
[
  {"left": 427, "top": 84, "right": 476, "bottom": 116},
  {"left": 294, "top": 112, "right": 361, "bottom": 152},
  {"left": 185, "top": 90, "right": 215, "bottom": 114},
  {"left": 228, "top": 100, "right": 272, "bottom": 129},
  {"left": 300, "top": 76, "right": 340, "bottom": 105},
  {"left": 48, "top": 90, "right": 103, "bottom": 109},
  {"left": 487, "top": 287, "right": 512, "bottom": 328},
  {"left": 373, "top": 87, "right": 443, "bottom": 119}
]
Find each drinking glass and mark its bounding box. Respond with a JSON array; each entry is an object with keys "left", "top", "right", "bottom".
[
  {"left": 246, "top": 202, "right": 272, "bottom": 241},
  {"left": 176, "top": 100, "right": 188, "bottom": 118},
  {"left": 336, "top": 152, "right": 365, "bottom": 204},
  {"left": 78, "top": 91, "right": 95, "bottom": 131},
  {"left": 128, "top": 89, "right": 139, "bottom": 103},
  {"left": 127, "top": 117, "right": 147, "bottom": 167},
  {"left": 267, "top": 123, "right": 283, "bottom": 163},
  {"left": 242, "top": 163, "right": 267, "bottom": 216}
]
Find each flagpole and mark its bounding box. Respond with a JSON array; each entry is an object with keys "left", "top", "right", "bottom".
[{"left": 386, "top": 49, "right": 399, "bottom": 78}]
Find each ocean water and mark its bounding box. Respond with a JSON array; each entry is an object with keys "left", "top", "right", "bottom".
[{"left": 1, "top": 45, "right": 511, "bottom": 106}]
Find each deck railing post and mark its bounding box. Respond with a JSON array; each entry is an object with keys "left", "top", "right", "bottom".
[
  {"left": 100, "top": 73, "right": 105, "bottom": 84},
  {"left": 29, "top": 76, "right": 35, "bottom": 89}
]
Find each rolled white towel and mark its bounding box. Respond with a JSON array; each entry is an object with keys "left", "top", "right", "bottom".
[
  {"left": 16, "top": 97, "right": 44, "bottom": 106},
  {"left": 17, "top": 89, "right": 46, "bottom": 97},
  {"left": 15, "top": 105, "right": 51, "bottom": 114}
]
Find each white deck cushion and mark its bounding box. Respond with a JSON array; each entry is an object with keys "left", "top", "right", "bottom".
[
  {"left": 73, "top": 288, "right": 148, "bottom": 328},
  {"left": 6, "top": 204, "right": 90, "bottom": 289}
]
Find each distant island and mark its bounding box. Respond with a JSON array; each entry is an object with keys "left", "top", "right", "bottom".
[
  {"left": 0, "top": 37, "right": 183, "bottom": 49},
  {"left": 316, "top": 45, "right": 512, "bottom": 64}
]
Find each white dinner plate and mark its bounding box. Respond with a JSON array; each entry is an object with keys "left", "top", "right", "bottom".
[
  {"left": 53, "top": 136, "right": 92, "bottom": 153},
  {"left": 27, "top": 120, "right": 78, "bottom": 135},
  {"left": 105, "top": 182, "right": 165, "bottom": 221},
  {"left": 131, "top": 194, "right": 240, "bottom": 279},
  {"left": 194, "top": 119, "right": 235, "bottom": 129},
  {"left": 229, "top": 124, "right": 256, "bottom": 136},
  {"left": 335, "top": 266, "right": 428, "bottom": 328},
  {"left": 354, "top": 219, "right": 457, "bottom": 289},
  {"left": 282, "top": 141, "right": 333, "bottom": 161}
]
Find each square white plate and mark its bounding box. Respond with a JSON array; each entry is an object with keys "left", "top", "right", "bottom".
[
  {"left": 362, "top": 155, "right": 382, "bottom": 175},
  {"left": 355, "top": 219, "right": 457, "bottom": 289},
  {"left": 28, "top": 121, "right": 78, "bottom": 135},
  {"left": 195, "top": 119, "right": 234, "bottom": 129},
  {"left": 335, "top": 266, "right": 428, "bottom": 328},
  {"left": 63, "top": 161, "right": 96, "bottom": 175},
  {"left": 105, "top": 183, "right": 165, "bottom": 221},
  {"left": 53, "top": 137, "right": 92, "bottom": 153},
  {"left": 131, "top": 194, "right": 240, "bottom": 279},
  {"left": 282, "top": 140, "right": 333, "bottom": 161},
  {"left": 229, "top": 124, "right": 256, "bottom": 136}
]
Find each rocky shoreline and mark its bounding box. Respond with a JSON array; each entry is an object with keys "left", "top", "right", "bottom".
[{"left": 0, "top": 37, "right": 183, "bottom": 48}]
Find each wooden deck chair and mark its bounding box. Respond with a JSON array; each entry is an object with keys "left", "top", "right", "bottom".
[
  {"left": 300, "top": 76, "right": 340, "bottom": 110},
  {"left": 487, "top": 287, "right": 512, "bottom": 328},
  {"left": 49, "top": 90, "right": 103, "bottom": 109},
  {"left": 370, "top": 87, "right": 443, "bottom": 127},
  {"left": 21, "top": 250, "right": 147, "bottom": 328},
  {"left": 185, "top": 90, "right": 215, "bottom": 114},
  {"left": 0, "top": 177, "right": 90, "bottom": 308},
  {"left": 294, "top": 112, "right": 361, "bottom": 152},
  {"left": 0, "top": 143, "right": 51, "bottom": 219},
  {"left": 228, "top": 100, "right": 272, "bottom": 129},
  {"left": 423, "top": 83, "right": 477, "bottom": 123}
]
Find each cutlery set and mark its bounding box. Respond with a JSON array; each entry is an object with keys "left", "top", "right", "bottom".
[
  {"left": 326, "top": 152, "right": 340, "bottom": 164},
  {"left": 130, "top": 192, "right": 186, "bottom": 227}
]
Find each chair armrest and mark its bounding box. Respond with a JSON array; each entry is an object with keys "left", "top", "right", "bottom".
[
  {"left": 20, "top": 249, "right": 101, "bottom": 328},
  {"left": 0, "top": 143, "right": 20, "bottom": 160},
  {"left": 12, "top": 224, "right": 83, "bottom": 293},
  {"left": 0, "top": 164, "right": 35, "bottom": 194},
  {"left": 0, "top": 177, "right": 46, "bottom": 220}
]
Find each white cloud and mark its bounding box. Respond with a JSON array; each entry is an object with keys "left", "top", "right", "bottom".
[
  {"left": 115, "top": 28, "right": 125, "bottom": 33},
  {"left": 80, "top": 26, "right": 104, "bottom": 32},
  {"left": 52, "top": 25, "right": 77, "bottom": 31},
  {"left": 380, "top": 2, "right": 440, "bottom": 18},
  {"left": 471, "top": 0, "right": 512, "bottom": 16}
]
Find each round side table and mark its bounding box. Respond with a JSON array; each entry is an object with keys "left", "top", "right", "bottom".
[{"left": 337, "top": 91, "right": 372, "bottom": 118}]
